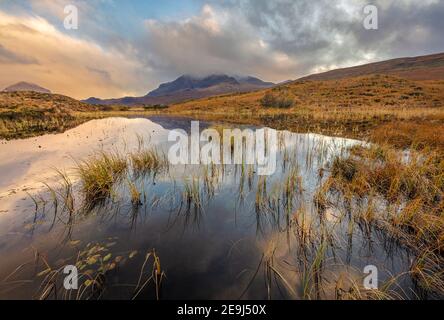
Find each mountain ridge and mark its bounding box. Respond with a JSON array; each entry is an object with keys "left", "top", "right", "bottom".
[{"left": 84, "top": 74, "right": 275, "bottom": 105}]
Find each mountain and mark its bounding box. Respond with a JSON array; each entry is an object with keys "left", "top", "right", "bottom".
[
  {"left": 234, "top": 76, "right": 275, "bottom": 87},
  {"left": 3, "top": 81, "right": 51, "bottom": 94},
  {"left": 147, "top": 75, "right": 238, "bottom": 97},
  {"left": 298, "top": 52, "right": 444, "bottom": 82},
  {"left": 277, "top": 79, "right": 294, "bottom": 86},
  {"left": 84, "top": 74, "right": 275, "bottom": 105}
]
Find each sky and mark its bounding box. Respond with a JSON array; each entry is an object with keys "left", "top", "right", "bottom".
[{"left": 0, "top": 0, "right": 443, "bottom": 99}]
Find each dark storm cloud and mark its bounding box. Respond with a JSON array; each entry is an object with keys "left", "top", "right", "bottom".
[
  {"left": 198, "top": 0, "right": 444, "bottom": 77},
  {"left": 373, "top": 0, "right": 444, "bottom": 57}
]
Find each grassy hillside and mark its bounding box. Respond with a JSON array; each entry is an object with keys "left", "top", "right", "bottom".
[
  {"left": 299, "top": 52, "right": 444, "bottom": 81},
  {"left": 171, "top": 74, "right": 444, "bottom": 110},
  {"left": 168, "top": 74, "right": 444, "bottom": 151},
  {"left": 0, "top": 91, "right": 96, "bottom": 139}
]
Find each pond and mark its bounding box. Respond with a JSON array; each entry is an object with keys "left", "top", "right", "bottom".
[{"left": 0, "top": 117, "right": 421, "bottom": 300}]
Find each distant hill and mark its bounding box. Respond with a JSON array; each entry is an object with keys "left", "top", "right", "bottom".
[
  {"left": 0, "top": 91, "right": 95, "bottom": 113},
  {"left": 298, "top": 52, "right": 444, "bottom": 82},
  {"left": 84, "top": 74, "right": 275, "bottom": 105},
  {"left": 3, "top": 81, "right": 51, "bottom": 94},
  {"left": 0, "top": 91, "right": 97, "bottom": 139}
]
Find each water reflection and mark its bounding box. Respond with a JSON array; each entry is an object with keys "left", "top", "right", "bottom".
[{"left": 0, "top": 117, "right": 422, "bottom": 299}]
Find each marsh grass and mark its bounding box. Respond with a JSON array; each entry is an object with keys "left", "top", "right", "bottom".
[
  {"left": 255, "top": 176, "right": 268, "bottom": 214},
  {"left": 239, "top": 237, "right": 297, "bottom": 300},
  {"left": 76, "top": 151, "right": 128, "bottom": 205},
  {"left": 410, "top": 248, "right": 444, "bottom": 295},
  {"left": 133, "top": 249, "right": 165, "bottom": 300},
  {"left": 0, "top": 91, "right": 95, "bottom": 139},
  {"left": 332, "top": 269, "right": 405, "bottom": 300},
  {"left": 182, "top": 177, "right": 203, "bottom": 218},
  {"left": 38, "top": 145, "right": 169, "bottom": 219},
  {"left": 127, "top": 179, "right": 142, "bottom": 207},
  {"left": 262, "top": 241, "right": 297, "bottom": 299},
  {"left": 25, "top": 241, "right": 162, "bottom": 300},
  {"left": 292, "top": 207, "right": 317, "bottom": 253},
  {"left": 283, "top": 168, "right": 303, "bottom": 208},
  {"left": 131, "top": 148, "right": 167, "bottom": 177},
  {"left": 0, "top": 114, "right": 86, "bottom": 140},
  {"left": 43, "top": 169, "right": 75, "bottom": 228},
  {"left": 203, "top": 164, "right": 221, "bottom": 199},
  {"left": 300, "top": 239, "right": 327, "bottom": 300},
  {"left": 321, "top": 144, "right": 444, "bottom": 296}
]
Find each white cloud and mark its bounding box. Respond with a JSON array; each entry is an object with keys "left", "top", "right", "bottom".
[
  {"left": 1, "top": 0, "right": 443, "bottom": 99},
  {"left": 0, "top": 10, "right": 150, "bottom": 99},
  {"left": 142, "top": 5, "right": 299, "bottom": 82}
]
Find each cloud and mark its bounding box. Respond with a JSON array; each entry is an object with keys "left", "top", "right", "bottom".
[
  {"left": 141, "top": 4, "right": 300, "bottom": 82},
  {"left": 207, "top": 0, "right": 444, "bottom": 76},
  {"left": 0, "top": 44, "right": 38, "bottom": 64},
  {"left": 1, "top": 0, "right": 443, "bottom": 98},
  {"left": 140, "top": 0, "right": 444, "bottom": 83},
  {"left": 0, "top": 10, "right": 151, "bottom": 99}
]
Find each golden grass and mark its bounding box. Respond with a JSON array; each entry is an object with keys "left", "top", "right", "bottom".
[
  {"left": 323, "top": 144, "right": 444, "bottom": 294},
  {"left": 133, "top": 249, "right": 165, "bottom": 300},
  {"left": 159, "top": 74, "right": 444, "bottom": 151},
  {"left": 130, "top": 148, "right": 167, "bottom": 176},
  {"left": 371, "top": 122, "right": 444, "bottom": 151},
  {"left": 127, "top": 179, "right": 142, "bottom": 206},
  {"left": 76, "top": 152, "right": 128, "bottom": 204},
  {"left": 183, "top": 177, "right": 203, "bottom": 213},
  {"left": 0, "top": 91, "right": 96, "bottom": 139}
]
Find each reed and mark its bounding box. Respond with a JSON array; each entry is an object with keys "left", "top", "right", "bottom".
[
  {"left": 182, "top": 177, "right": 203, "bottom": 216},
  {"left": 133, "top": 249, "right": 165, "bottom": 300},
  {"left": 300, "top": 240, "right": 327, "bottom": 300},
  {"left": 127, "top": 179, "right": 142, "bottom": 206},
  {"left": 131, "top": 148, "right": 167, "bottom": 176},
  {"left": 322, "top": 144, "right": 444, "bottom": 296},
  {"left": 255, "top": 176, "right": 268, "bottom": 214},
  {"left": 76, "top": 151, "right": 128, "bottom": 204},
  {"left": 283, "top": 167, "right": 302, "bottom": 208}
]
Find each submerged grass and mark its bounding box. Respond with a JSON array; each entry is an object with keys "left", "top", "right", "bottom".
[
  {"left": 29, "top": 241, "right": 163, "bottom": 300},
  {"left": 130, "top": 148, "right": 167, "bottom": 176},
  {"left": 127, "top": 179, "right": 142, "bottom": 206},
  {"left": 183, "top": 177, "right": 203, "bottom": 214}
]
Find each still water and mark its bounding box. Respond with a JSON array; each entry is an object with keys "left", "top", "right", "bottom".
[{"left": 0, "top": 117, "right": 418, "bottom": 300}]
